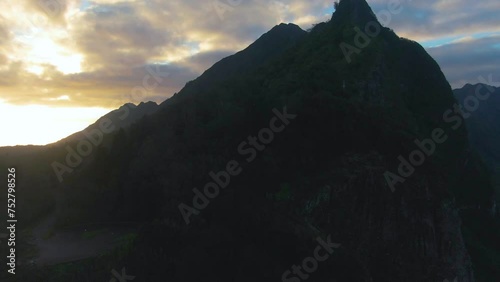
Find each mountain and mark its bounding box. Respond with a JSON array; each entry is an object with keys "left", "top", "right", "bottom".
[
  {"left": 331, "top": 0, "right": 378, "bottom": 25},
  {"left": 0, "top": 101, "right": 159, "bottom": 245},
  {"left": 161, "top": 23, "right": 307, "bottom": 107},
  {"left": 61, "top": 101, "right": 159, "bottom": 143},
  {"left": 2, "top": 0, "right": 499, "bottom": 281},
  {"left": 453, "top": 83, "right": 500, "bottom": 231},
  {"left": 453, "top": 84, "right": 500, "bottom": 168},
  {"left": 0, "top": 102, "right": 159, "bottom": 171}
]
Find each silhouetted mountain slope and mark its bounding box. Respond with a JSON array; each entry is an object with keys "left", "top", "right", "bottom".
[
  {"left": 56, "top": 0, "right": 489, "bottom": 281},
  {"left": 62, "top": 101, "right": 159, "bottom": 143},
  {"left": 2, "top": 1, "right": 498, "bottom": 281},
  {"left": 161, "top": 23, "right": 307, "bottom": 107},
  {"left": 0, "top": 101, "right": 158, "bottom": 231}
]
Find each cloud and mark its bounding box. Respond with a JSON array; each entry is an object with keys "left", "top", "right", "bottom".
[
  {"left": 70, "top": 2, "right": 173, "bottom": 71},
  {"left": 177, "top": 50, "right": 236, "bottom": 74},
  {"left": 0, "top": 0, "right": 498, "bottom": 111},
  {"left": 21, "top": 0, "right": 77, "bottom": 25},
  {"left": 0, "top": 61, "right": 24, "bottom": 87},
  {"left": 364, "top": 0, "right": 500, "bottom": 88},
  {"left": 0, "top": 0, "right": 499, "bottom": 146},
  {"left": 428, "top": 35, "right": 500, "bottom": 89},
  {"left": 0, "top": 0, "right": 332, "bottom": 108},
  {"left": 0, "top": 61, "right": 200, "bottom": 107},
  {"left": 368, "top": 0, "right": 500, "bottom": 43},
  {"left": 0, "top": 16, "right": 10, "bottom": 45}
]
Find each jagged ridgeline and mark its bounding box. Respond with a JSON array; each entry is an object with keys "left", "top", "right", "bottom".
[{"left": 1, "top": 0, "right": 497, "bottom": 281}]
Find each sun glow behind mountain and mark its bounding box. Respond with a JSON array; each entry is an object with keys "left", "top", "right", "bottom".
[{"left": 0, "top": 100, "right": 109, "bottom": 147}]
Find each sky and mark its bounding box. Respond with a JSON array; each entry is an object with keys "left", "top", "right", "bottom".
[{"left": 0, "top": 0, "right": 499, "bottom": 146}]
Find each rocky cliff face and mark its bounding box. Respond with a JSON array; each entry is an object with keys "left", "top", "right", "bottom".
[{"left": 104, "top": 1, "right": 478, "bottom": 279}]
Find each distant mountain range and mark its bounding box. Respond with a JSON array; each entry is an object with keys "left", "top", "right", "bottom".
[
  {"left": 1, "top": 0, "right": 499, "bottom": 281},
  {"left": 453, "top": 84, "right": 500, "bottom": 168},
  {"left": 453, "top": 83, "right": 500, "bottom": 226}
]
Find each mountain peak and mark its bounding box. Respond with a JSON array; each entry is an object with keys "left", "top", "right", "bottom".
[
  {"left": 120, "top": 103, "right": 136, "bottom": 110},
  {"left": 262, "top": 23, "right": 305, "bottom": 42},
  {"left": 271, "top": 23, "right": 303, "bottom": 32},
  {"left": 331, "top": 0, "right": 378, "bottom": 26}
]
